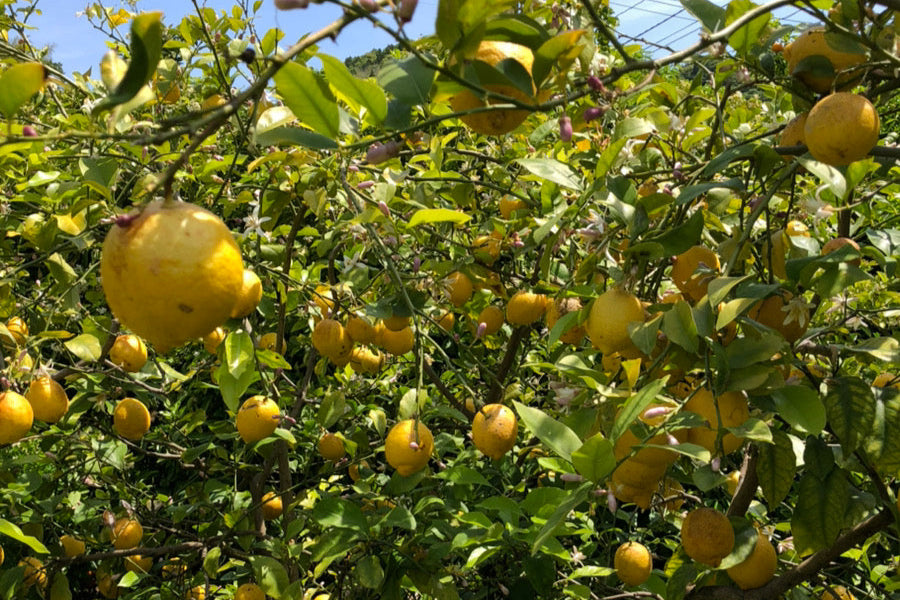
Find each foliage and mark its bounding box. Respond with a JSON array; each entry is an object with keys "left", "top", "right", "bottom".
[{"left": 0, "top": 0, "right": 899, "bottom": 599}]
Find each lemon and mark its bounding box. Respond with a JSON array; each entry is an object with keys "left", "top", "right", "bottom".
[
  {"left": 506, "top": 291, "right": 548, "bottom": 325},
  {"left": 748, "top": 291, "right": 808, "bottom": 344},
  {"left": 125, "top": 554, "right": 153, "bottom": 573},
  {"left": 450, "top": 40, "right": 535, "bottom": 136},
  {"left": 231, "top": 269, "right": 263, "bottom": 318},
  {"left": 472, "top": 231, "right": 502, "bottom": 265},
  {"left": 111, "top": 517, "right": 143, "bottom": 549},
  {"left": 108, "top": 334, "right": 148, "bottom": 372},
  {"left": 784, "top": 27, "right": 867, "bottom": 93},
  {"left": 385, "top": 419, "right": 434, "bottom": 476},
  {"left": 681, "top": 507, "right": 735, "bottom": 567},
  {"left": 235, "top": 396, "right": 280, "bottom": 443},
  {"left": 436, "top": 311, "right": 456, "bottom": 332},
  {"left": 25, "top": 376, "right": 68, "bottom": 423},
  {"left": 0, "top": 390, "right": 34, "bottom": 444},
  {"left": 446, "top": 271, "right": 474, "bottom": 307},
  {"left": 821, "top": 585, "right": 856, "bottom": 600},
  {"left": 383, "top": 314, "right": 411, "bottom": 331},
  {"left": 346, "top": 315, "right": 376, "bottom": 344},
  {"left": 261, "top": 491, "right": 283, "bottom": 520},
  {"left": 236, "top": 583, "right": 266, "bottom": 600},
  {"left": 821, "top": 237, "right": 861, "bottom": 266},
  {"left": 312, "top": 319, "right": 352, "bottom": 358},
  {"left": 318, "top": 432, "right": 346, "bottom": 461},
  {"left": 3, "top": 316, "right": 28, "bottom": 347},
  {"left": 614, "top": 541, "right": 653, "bottom": 586},
  {"left": 804, "top": 93, "right": 879, "bottom": 166},
  {"left": 610, "top": 457, "right": 668, "bottom": 491},
  {"left": 545, "top": 298, "right": 585, "bottom": 344},
  {"left": 684, "top": 389, "right": 749, "bottom": 455},
  {"left": 476, "top": 305, "right": 505, "bottom": 336},
  {"left": 349, "top": 346, "right": 384, "bottom": 375},
  {"left": 20, "top": 557, "right": 48, "bottom": 590},
  {"left": 375, "top": 324, "right": 415, "bottom": 356},
  {"left": 257, "top": 332, "right": 286, "bottom": 355},
  {"left": 472, "top": 404, "right": 518, "bottom": 460},
  {"left": 499, "top": 197, "right": 527, "bottom": 219},
  {"left": 607, "top": 479, "right": 654, "bottom": 510},
  {"left": 101, "top": 199, "right": 244, "bottom": 353},
  {"left": 113, "top": 397, "right": 151, "bottom": 441},
  {"left": 585, "top": 288, "right": 646, "bottom": 355},
  {"left": 778, "top": 112, "right": 808, "bottom": 160},
  {"left": 187, "top": 585, "right": 207, "bottom": 600},
  {"left": 726, "top": 530, "right": 777, "bottom": 590},
  {"left": 60, "top": 534, "right": 86, "bottom": 557},
  {"left": 203, "top": 327, "right": 226, "bottom": 354},
  {"left": 671, "top": 246, "right": 720, "bottom": 303}
]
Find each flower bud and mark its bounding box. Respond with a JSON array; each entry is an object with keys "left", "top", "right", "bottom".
[
  {"left": 377, "top": 201, "right": 390, "bottom": 217},
  {"left": 587, "top": 76, "right": 605, "bottom": 92},
  {"left": 22, "top": 125, "right": 37, "bottom": 137},
  {"left": 397, "top": 0, "right": 417, "bottom": 22},
  {"left": 275, "top": 0, "right": 310, "bottom": 8},
  {"left": 357, "top": 0, "right": 378, "bottom": 11},
  {"left": 583, "top": 107, "right": 605, "bottom": 122},
  {"left": 558, "top": 115, "right": 573, "bottom": 142},
  {"left": 476, "top": 322, "right": 487, "bottom": 339},
  {"left": 356, "top": 180, "right": 375, "bottom": 189}
]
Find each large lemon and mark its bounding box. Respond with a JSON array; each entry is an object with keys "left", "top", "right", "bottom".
[
  {"left": 804, "top": 92, "right": 879, "bottom": 166},
  {"left": 726, "top": 530, "right": 778, "bottom": 590},
  {"left": 385, "top": 419, "right": 434, "bottom": 476},
  {"left": 784, "top": 28, "right": 867, "bottom": 93},
  {"left": 471, "top": 403, "right": 518, "bottom": 460},
  {"left": 101, "top": 199, "right": 244, "bottom": 353},
  {"left": 450, "top": 40, "right": 535, "bottom": 136},
  {"left": 0, "top": 390, "right": 33, "bottom": 444},
  {"left": 25, "top": 376, "right": 69, "bottom": 423},
  {"left": 683, "top": 388, "right": 749, "bottom": 455},
  {"left": 585, "top": 288, "right": 646, "bottom": 355},
  {"left": 235, "top": 395, "right": 280, "bottom": 443},
  {"left": 681, "top": 507, "right": 735, "bottom": 567},
  {"left": 614, "top": 541, "right": 653, "bottom": 586}
]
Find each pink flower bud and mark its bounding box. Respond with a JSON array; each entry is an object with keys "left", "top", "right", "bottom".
[
  {"left": 412, "top": 257, "right": 421, "bottom": 272},
  {"left": 711, "top": 456, "right": 721, "bottom": 471},
  {"left": 348, "top": 164, "right": 359, "bottom": 172},
  {"left": 377, "top": 201, "right": 390, "bottom": 217},
  {"left": 560, "top": 473, "right": 583, "bottom": 482},
  {"left": 583, "top": 107, "right": 605, "bottom": 122},
  {"left": 476, "top": 322, "right": 487, "bottom": 339},
  {"left": 409, "top": 441, "right": 419, "bottom": 450},
  {"left": 357, "top": 0, "right": 378, "bottom": 11},
  {"left": 667, "top": 433, "right": 679, "bottom": 446},
  {"left": 587, "top": 76, "right": 605, "bottom": 92},
  {"left": 356, "top": 180, "right": 375, "bottom": 189},
  {"left": 607, "top": 491, "right": 618, "bottom": 513},
  {"left": 558, "top": 115, "right": 573, "bottom": 142},
  {"left": 22, "top": 125, "right": 37, "bottom": 137},
  {"left": 275, "top": 0, "right": 310, "bottom": 8},
  {"left": 642, "top": 406, "right": 672, "bottom": 420},
  {"left": 397, "top": 0, "right": 417, "bottom": 22}
]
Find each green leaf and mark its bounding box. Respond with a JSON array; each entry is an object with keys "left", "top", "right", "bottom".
[
  {"left": 791, "top": 468, "right": 849, "bottom": 556},
  {"left": 681, "top": 0, "right": 726, "bottom": 32},
  {"left": 406, "top": 208, "right": 472, "bottom": 228},
  {"left": 772, "top": 385, "right": 825, "bottom": 435},
  {"left": 726, "top": 0, "right": 771, "bottom": 56},
  {"left": 217, "top": 331, "right": 258, "bottom": 413},
  {"left": 275, "top": 62, "right": 340, "bottom": 139},
  {"left": 250, "top": 556, "right": 291, "bottom": 600},
  {"left": 725, "top": 333, "right": 786, "bottom": 369},
  {"left": 756, "top": 430, "right": 796, "bottom": 509},
  {"left": 513, "top": 401, "right": 582, "bottom": 462},
  {"left": 844, "top": 337, "right": 900, "bottom": 363},
  {"left": 380, "top": 505, "right": 417, "bottom": 530},
  {"left": 568, "top": 566, "right": 616, "bottom": 579},
  {"left": 610, "top": 378, "right": 667, "bottom": 443},
  {"left": 317, "top": 391, "right": 346, "bottom": 429},
  {"left": 798, "top": 156, "right": 846, "bottom": 200},
  {"left": 254, "top": 126, "right": 339, "bottom": 150},
  {"left": 0, "top": 519, "right": 49, "bottom": 553},
  {"left": 701, "top": 144, "right": 755, "bottom": 177},
  {"left": 94, "top": 12, "right": 163, "bottom": 113},
  {"left": 533, "top": 29, "right": 586, "bottom": 86},
  {"left": 570, "top": 434, "right": 615, "bottom": 482},
  {"left": 675, "top": 179, "right": 743, "bottom": 206},
  {"left": 530, "top": 482, "right": 590, "bottom": 554},
  {"left": 515, "top": 158, "right": 583, "bottom": 191},
  {"left": 319, "top": 54, "right": 388, "bottom": 124},
  {"left": 824, "top": 377, "right": 875, "bottom": 455},
  {"left": 312, "top": 497, "right": 368, "bottom": 531},
  {"left": 65, "top": 333, "right": 102, "bottom": 361},
  {"left": 356, "top": 555, "right": 384, "bottom": 589},
  {"left": 867, "top": 388, "right": 900, "bottom": 477},
  {"left": 662, "top": 300, "right": 699, "bottom": 353},
  {"left": 378, "top": 55, "right": 436, "bottom": 106},
  {"left": 627, "top": 210, "right": 704, "bottom": 258},
  {"left": 0, "top": 62, "right": 47, "bottom": 118},
  {"left": 49, "top": 573, "right": 72, "bottom": 600}
]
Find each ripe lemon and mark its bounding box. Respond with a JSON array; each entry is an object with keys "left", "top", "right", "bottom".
[
  {"left": 684, "top": 389, "right": 749, "bottom": 455},
  {"left": 614, "top": 541, "right": 653, "bottom": 586},
  {"left": 203, "top": 327, "right": 226, "bottom": 354},
  {"left": 111, "top": 517, "right": 143, "bottom": 549},
  {"left": 318, "top": 432, "right": 346, "bottom": 461},
  {"left": 436, "top": 311, "right": 456, "bottom": 332},
  {"left": 3, "top": 316, "right": 28, "bottom": 347},
  {"left": 187, "top": 585, "right": 207, "bottom": 600},
  {"left": 375, "top": 324, "right": 415, "bottom": 356},
  {"left": 97, "top": 568, "right": 119, "bottom": 599},
  {"left": 472, "top": 403, "right": 518, "bottom": 460},
  {"left": 784, "top": 27, "right": 867, "bottom": 93},
  {"left": 231, "top": 269, "right": 263, "bottom": 318},
  {"left": 545, "top": 298, "right": 585, "bottom": 344},
  {"left": 725, "top": 470, "right": 741, "bottom": 495},
  {"left": 778, "top": 112, "right": 808, "bottom": 160},
  {"left": 257, "top": 332, "right": 286, "bottom": 355},
  {"left": 748, "top": 291, "right": 808, "bottom": 344},
  {"left": 681, "top": 507, "right": 735, "bottom": 567},
  {"left": 261, "top": 491, "right": 283, "bottom": 520},
  {"left": 726, "top": 530, "right": 778, "bottom": 590},
  {"left": 235, "top": 396, "right": 280, "bottom": 443},
  {"left": 383, "top": 314, "right": 411, "bottom": 331},
  {"left": 476, "top": 305, "right": 505, "bottom": 336},
  {"left": 874, "top": 372, "right": 899, "bottom": 388},
  {"left": 821, "top": 585, "right": 856, "bottom": 600},
  {"left": 499, "top": 197, "right": 527, "bottom": 219},
  {"left": 312, "top": 319, "right": 352, "bottom": 358},
  {"left": 385, "top": 419, "right": 434, "bottom": 476},
  {"left": 125, "top": 554, "right": 153, "bottom": 573},
  {"left": 113, "top": 397, "right": 151, "bottom": 441},
  {"left": 349, "top": 346, "right": 384, "bottom": 375},
  {"left": 671, "top": 246, "right": 720, "bottom": 303},
  {"left": 821, "top": 237, "right": 861, "bottom": 266},
  {"left": 804, "top": 93, "right": 879, "bottom": 166},
  {"left": 473, "top": 231, "right": 503, "bottom": 265},
  {"left": 450, "top": 40, "right": 535, "bottom": 136},
  {"left": 0, "top": 544, "right": 4, "bottom": 565},
  {"left": 585, "top": 288, "right": 646, "bottom": 355},
  {"left": 108, "top": 334, "right": 148, "bottom": 372},
  {"left": 446, "top": 271, "right": 474, "bottom": 307},
  {"left": 0, "top": 390, "right": 34, "bottom": 444},
  {"left": 346, "top": 315, "right": 376, "bottom": 344},
  {"left": 506, "top": 291, "right": 548, "bottom": 325},
  {"left": 25, "top": 376, "right": 68, "bottom": 423},
  {"left": 611, "top": 457, "right": 668, "bottom": 491},
  {"left": 236, "top": 583, "right": 266, "bottom": 600},
  {"left": 20, "top": 557, "right": 47, "bottom": 589},
  {"left": 101, "top": 199, "right": 244, "bottom": 353},
  {"left": 608, "top": 479, "right": 654, "bottom": 510},
  {"left": 60, "top": 534, "right": 86, "bottom": 557}
]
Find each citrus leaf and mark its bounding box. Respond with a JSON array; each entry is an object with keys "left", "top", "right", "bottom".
[
  {"left": 865, "top": 387, "right": 900, "bottom": 477},
  {"left": 791, "top": 468, "right": 849, "bottom": 556},
  {"left": 254, "top": 126, "right": 338, "bottom": 150},
  {"left": 515, "top": 158, "right": 583, "bottom": 191},
  {"left": 93, "top": 12, "right": 162, "bottom": 113},
  {"left": 0, "top": 62, "right": 47, "bottom": 118},
  {"left": 726, "top": 0, "right": 770, "bottom": 57},
  {"left": 406, "top": 208, "right": 472, "bottom": 227},
  {"left": 662, "top": 300, "right": 699, "bottom": 353},
  {"left": 530, "top": 482, "right": 590, "bottom": 554},
  {"left": 0, "top": 518, "right": 49, "bottom": 554},
  {"left": 356, "top": 555, "right": 385, "bottom": 589},
  {"left": 533, "top": 29, "right": 586, "bottom": 85},
  {"left": 274, "top": 62, "right": 339, "bottom": 139},
  {"left": 681, "top": 0, "right": 726, "bottom": 31},
  {"left": 64, "top": 333, "right": 102, "bottom": 361},
  {"left": 756, "top": 429, "right": 796, "bottom": 509},
  {"left": 312, "top": 497, "right": 368, "bottom": 531},
  {"left": 319, "top": 54, "right": 388, "bottom": 124},
  {"left": 570, "top": 433, "right": 615, "bottom": 482},
  {"left": 250, "top": 556, "right": 290, "bottom": 600},
  {"left": 513, "top": 401, "right": 582, "bottom": 462},
  {"left": 844, "top": 337, "right": 900, "bottom": 363},
  {"left": 609, "top": 377, "right": 668, "bottom": 443},
  {"left": 824, "top": 377, "right": 875, "bottom": 455},
  {"left": 772, "top": 385, "right": 825, "bottom": 435},
  {"left": 378, "top": 55, "right": 436, "bottom": 106}
]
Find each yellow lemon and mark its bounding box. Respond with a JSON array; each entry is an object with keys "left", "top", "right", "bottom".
[
  {"left": 804, "top": 93, "right": 879, "bottom": 166},
  {"left": 499, "top": 197, "right": 527, "bottom": 219},
  {"left": 346, "top": 315, "right": 376, "bottom": 344},
  {"left": 0, "top": 390, "right": 34, "bottom": 444},
  {"left": 108, "top": 334, "right": 148, "bottom": 372},
  {"left": 203, "top": 327, "right": 226, "bottom": 354},
  {"left": 349, "top": 346, "right": 384, "bottom": 375},
  {"left": 778, "top": 112, "right": 808, "bottom": 160},
  {"left": 748, "top": 291, "right": 808, "bottom": 344},
  {"left": 101, "top": 199, "right": 244, "bottom": 353},
  {"left": 681, "top": 507, "right": 734, "bottom": 567},
  {"left": 231, "top": 269, "right": 263, "bottom": 318},
  {"left": 236, "top": 583, "right": 266, "bottom": 600},
  {"left": 821, "top": 585, "right": 856, "bottom": 600},
  {"left": 472, "top": 404, "right": 518, "bottom": 460},
  {"left": 312, "top": 319, "right": 352, "bottom": 358},
  {"left": 585, "top": 288, "right": 646, "bottom": 355},
  {"left": 545, "top": 298, "right": 585, "bottom": 344},
  {"left": 20, "top": 557, "right": 48, "bottom": 590},
  {"left": 506, "top": 291, "right": 548, "bottom": 325},
  {"left": 60, "top": 534, "right": 86, "bottom": 557},
  {"left": 125, "top": 554, "right": 153, "bottom": 573},
  {"left": 726, "top": 530, "right": 777, "bottom": 590},
  {"left": 446, "top": 271, "right": 474, "bottom": 308},
  {"left": 476, "top": 305, "right": 505, "bottom": 336},
  {"left": 25, "top": 376, "right": 68, "bottom": 423},
  {"left": 383, "top": 314, "right": 411, "bottom": 331},
  {"left": 256, "top": 332, "right": 286, "bottom": 355},
  {"left": 375, "top": 324, "right": 415, "bottom": 356},
  {"left": 113, "top": 397, "right": 151, "bottom": 441},
  {"left": 684, "top": 389, "right": 749, "bottom": 455},
  {"left": 784, "top": 27, "right": 867, "bottom": 93},
  {"left": 235, "top": 396, "right": 280, "bottom": 443},
  {"left": 3, "top": 316, "right": 28, "bottom": 347},
  {"left": 614, "top": 541, "right": 653, "bottom": 586},
  {"left": 671, "top": 246, "right": 720, "bottom": 303},
  {"left": 111, "top": 517, "right": 143, "bottom": 549},
  {"left": 261, "top": 491, "right": 283, "bottom": 520},
  {"left": 317, "top": 432, "right": 346, "bottom": 461},
  {"left": 385, "top": 419, "right": 434, "bottom": 476}
]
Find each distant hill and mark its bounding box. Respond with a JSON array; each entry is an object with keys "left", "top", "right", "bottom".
[{"left": 344, "top": 43, "right": 402, "bottom": 78}]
